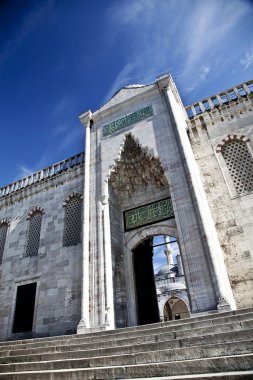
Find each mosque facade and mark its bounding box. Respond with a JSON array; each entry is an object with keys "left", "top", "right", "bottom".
[{"left": 0, "top": 74, "right": 252, "bottom": 340}]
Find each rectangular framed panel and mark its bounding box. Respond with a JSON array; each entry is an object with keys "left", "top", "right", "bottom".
[
  {"left": 102, "top": 105, "right": 153, "bottom": 138},
  {"left": 124, "top": 198, "right": 174, "bottom": 231}
]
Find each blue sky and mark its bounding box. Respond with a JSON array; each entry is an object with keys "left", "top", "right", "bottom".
[
  {"left": 0, "top": 0, "right": 253, "bottom": 187},
  {"left": 153, "top": 235, "right": 179, "bottom": 274}
]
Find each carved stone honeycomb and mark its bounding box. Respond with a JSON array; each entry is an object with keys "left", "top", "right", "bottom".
[
  {"left": 63, "top": 196, "right": 82, "bottom": 247},
  {"left": 25, "top": 211, "right": 42, "bottom": 257},
  {"left": 222, "top": 140, "right": 253, "bottom": 195},
  {"left": 109, "top": 134, "right": 168, "bottom": 199},
  {"left": 0, "top": 223, "right": 8, "bottom": 264}
]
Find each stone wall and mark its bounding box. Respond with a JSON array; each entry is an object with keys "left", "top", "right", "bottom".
[
  {"left": 187, "top": 92, "right": 253, "bottom": 308},
  {"left": 1, "top": 76, "right": 252, "bottom": 341},
  {"left": 0, "top": 162, "right": 84, "bottom": 340}
]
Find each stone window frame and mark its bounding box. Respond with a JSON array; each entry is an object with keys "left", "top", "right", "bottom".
[
  {"left": 215, "top": 134, "right": 253, "bottom": 198},
  {"left": 63, "top": 192, "right": 83, "bottom": 247},
  {"left": 0, "top": 219, "right": 10, "bottom": 265},
  {"left": 24, "top": 206, "right": 45, "bottom": 258}
]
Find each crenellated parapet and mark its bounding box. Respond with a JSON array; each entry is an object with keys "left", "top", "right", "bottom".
[
  {"left": 185, "top": 80, "right": 253, "bottom": 130},
  {"left": 185, "top": 80, "right": 253, "bottom": 117},
  {"left": 0, "top": 152, "right": 84, "bottom": 199}
]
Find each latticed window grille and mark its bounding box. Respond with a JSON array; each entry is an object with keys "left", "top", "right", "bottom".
[
  {"left": 222, "top": 140, "right": 253, "bottom": 195},
  {"left": 25, "top": 211, "right": 43, "bottom": 257},
  {"left": 0, "top": 223, "right": 8, "bottom": 265},
  {"left": 63, "top": 196, "right": 82, "bottom": 247}
]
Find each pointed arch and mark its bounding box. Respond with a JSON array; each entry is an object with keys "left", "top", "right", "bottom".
[
  {"left": 27, "top": 206, "right": 45, "bottom": 220},
  {"left": 25, "top": 207, "right": 44, "bottom": 257},
  {"left": 63, "top": 192, "right": 82, "bottom": 247},
  {"left": 163, "top": 296, "right": 190, "bottom": 321},
  {"left": 63, "top": 191, "right": 82, "bottom": 207},
  {"left": 216, "top": 134, "right": 250, "bottom": 153},
  {"left": 216, "top": 135, "right": 253, "bottom": 195},
  {"left": 0, "top": 219, "right": 10, "bottom": 265}
]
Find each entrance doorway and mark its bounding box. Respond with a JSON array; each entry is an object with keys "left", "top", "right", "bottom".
[
  {"left": 13, "top": 282, "right": 37, "bottom": 333},
  {"left": 133, "top": 234, "right": 188, "bottom": 325},
  {"left": 133, "top": 238, "right": 159, "bottom": 325}
]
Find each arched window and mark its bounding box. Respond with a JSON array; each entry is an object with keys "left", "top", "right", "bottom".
[
  {"left": 0, "top": 220, "right": 9, "bottom": 265},
  {"left": 221, "top": 139, "right": 253, "bottom": 195},
  {"left": 63, "top": 193, "right": 82, "bottom": 247},
  {"left": 25, "top": 208, "right": 44, "bottom": 257}
]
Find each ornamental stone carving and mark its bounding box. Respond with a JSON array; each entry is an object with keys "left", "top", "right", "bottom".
[{"left": 109, "top": 134, "right": 168, "bottom": 199}]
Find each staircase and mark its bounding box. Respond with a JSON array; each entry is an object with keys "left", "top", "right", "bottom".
[{"left": 0, "top": 308, "right": 253, "bottom": 379}]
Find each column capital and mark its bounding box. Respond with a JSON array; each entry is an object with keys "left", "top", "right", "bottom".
[
  {"left": 159, "top": 74, "right": 187, "bottom": 115},
  {"left": 79, "top": 110, "right": 93, "bottom": 128},
  {"left": 156, "top": 73, "right": 173, "bottom": 91},
  {"left": 101, "top": 195, "right": 109, "bottom": 205}
]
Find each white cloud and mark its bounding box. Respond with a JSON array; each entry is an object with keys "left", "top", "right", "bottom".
[
  {"left": 57, "top": 126, "right": 83, "bottom": 153},
  {"left": 185, "top": 65, "right": 211, "bottom": 93},
  {"left": 35, "top": 125, "right": 83, "bottom": 170},
  {"left": 14, "top": 122, "right": 82, "bottom": 182},
  {"left": 16, "top": 164, "right": 34, "bottom": 179},
  {"left": 105, "top": 0, "right": 250, "bottom": 98},
  {"left": 240, "top": 44, "right": 253, "bottom": 69},
  {"left": 102, "top": 62, "right": 139, "bottom": 104},
  {"left": 52, "top": 96, "right": 73, "bottom": 136},
  {"left": 53, "top": 96, "right": 69, "bottom": 117}
]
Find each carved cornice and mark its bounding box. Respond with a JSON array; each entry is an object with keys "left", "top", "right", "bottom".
[{"left": 79, "top": 110, "right": 93, "bottom": 127}]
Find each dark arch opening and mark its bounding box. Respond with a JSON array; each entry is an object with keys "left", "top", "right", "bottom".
[{"left": 133, "top": 238, "right": 159, "bottom": 325}]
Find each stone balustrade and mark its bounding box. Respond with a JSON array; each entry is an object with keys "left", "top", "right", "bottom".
[
  {"left": 0, "top": 152, "right": 84, "bottom": 198},
  {"left": 185, "top": 80, "right": 253, "bottom": 118}
]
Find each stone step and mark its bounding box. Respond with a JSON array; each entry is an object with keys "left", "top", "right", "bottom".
[
  {"left": 1, "top": 318, "right": 252, "bottom": 359},
  {"left": 0, "top": 339, "right": 252, "bottom": 373},
  {"left": 1, "top": 319, "right": 252, "bottom": 359},
  {"left": 0, "top": 329, "right": 252, "bottom": 364},
  {"left": 1, "top": 313, "right": 252, "bottom": 355},
  {"left": 0, "top": 354, "right": 252, "bottom": 379},
  {"left": 120, "top": 372, "right": 253, "bottom": 380},
  {"left": 1, "top": 309, "right": 252, "bottom": 379},
  {"left": 1, "top": 307, "right": 252, "bottom": 349}
]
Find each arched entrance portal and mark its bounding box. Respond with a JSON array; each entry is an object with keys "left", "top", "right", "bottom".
[{"left": 164, "top": 297, "right": 190, "bottom": 321}]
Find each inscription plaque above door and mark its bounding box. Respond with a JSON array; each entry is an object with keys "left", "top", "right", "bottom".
[
  {"left": 102, "top": 105, "right": 153, "bottom": 138},
  {"left": 124, "top": 198, "right": 174, "bottom": 231}
]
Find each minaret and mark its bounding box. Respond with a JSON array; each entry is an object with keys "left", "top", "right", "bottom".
[{"left": 164, "top": 235, "right": 174, "bottom": 269}]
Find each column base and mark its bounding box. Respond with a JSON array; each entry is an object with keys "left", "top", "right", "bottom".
[
  {"left": 77, "top": 320, "right": 108, "bottom": 334},
  {"left": 217, "top": 296, "right": 232, "bottom": 312},
  {"left": 76, "top": 319, "right": 89, "bottom": 334}
]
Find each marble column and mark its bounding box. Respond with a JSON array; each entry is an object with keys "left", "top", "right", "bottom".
[
  {"left": 102, "top": 184, "right": 115, "bottom": 330},
  {"left": 159, "top": 75, "right": 236, "bottom": 310},
  {"left": 77, "top": 110, "right": 92, "bottom": 333}
]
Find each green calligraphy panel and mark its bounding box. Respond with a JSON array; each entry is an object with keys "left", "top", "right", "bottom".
[
  {"left": 102, "top": 105, "right": 153, "bottom": 138},
  {"left": 124, "top": 198, "right": 174, "bottom": 231}
]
